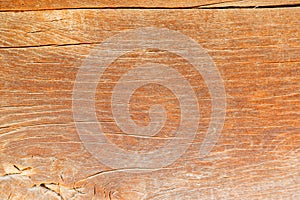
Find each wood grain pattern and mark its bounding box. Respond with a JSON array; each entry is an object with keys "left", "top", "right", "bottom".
[
  {"left": 0, "top": 0, "right": 299, "bottom": 11},
  {"left": 0, "top": 8, "right": 300, "bottom": 200}
]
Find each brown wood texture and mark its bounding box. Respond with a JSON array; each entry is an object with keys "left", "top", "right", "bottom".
[
  {"left": 0, "top": 0, "right": 299, "bottom": 11},
  {"left": 0, "top": 7, "right": 300, "bottom": 200}
]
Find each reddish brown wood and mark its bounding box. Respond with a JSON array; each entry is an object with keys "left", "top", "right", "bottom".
[
  {"left": 0, "top": 0, "right": 299, "bottom": 11},
  {"left": 0, "top": 7, "right": 299, "bottom": 200}
]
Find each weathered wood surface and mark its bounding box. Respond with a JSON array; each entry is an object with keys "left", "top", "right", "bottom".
[
  {"left": 0, "top": 0, "right": 299, "bottom": 11},
  {"left": 0, "top": 7, "right": 300, "bottom": 200}
]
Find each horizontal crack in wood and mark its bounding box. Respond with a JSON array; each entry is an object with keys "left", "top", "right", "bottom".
[{"left": 0, "top": 3, "right": 299, "bottom": 12}]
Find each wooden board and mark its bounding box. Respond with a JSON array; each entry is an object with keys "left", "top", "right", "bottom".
[
  {"left": 0, "top": 0, "right": 300, "bottom": 11},
  {"left": 0, "top": 5, "right": 300, "bottom": 200}
]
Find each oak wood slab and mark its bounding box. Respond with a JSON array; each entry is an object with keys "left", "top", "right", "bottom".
[{"left": 0, "top": 7, "right": 300, "bottom": 200}]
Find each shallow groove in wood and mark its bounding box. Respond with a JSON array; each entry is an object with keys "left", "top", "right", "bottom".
[{"left": 0, "top": 4, "right": 300, "bottom": 13}]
